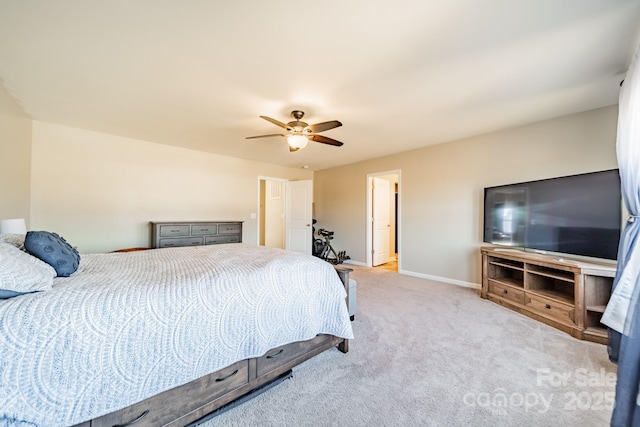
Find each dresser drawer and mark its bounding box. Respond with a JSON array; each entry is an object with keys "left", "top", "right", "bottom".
[
  {"left": 91, "top": 361, "right": 249, "bottom": 427},
  {"left": 159, "top": 237, "right": 203, "bottom": 248},
  {"left": 488, "top": 280, "right": 524, "bottom": 305},
  {"left": 525, "top": 293, "right": 574, "bottom": 325},
  {"left": 191, "top": 224, "right": 218, "bottom": 235},
  {"left": 205, "top": 235, "right": 241, "bottom": 245},
  {"left": 218, "top": 223, "right": 242, "bottom": 234},
  {"left": 257, "top": 335, "right": 333, "bottom": 378},
  {"left": 158, "top": 224, "right": 190, "bottom": 238}
]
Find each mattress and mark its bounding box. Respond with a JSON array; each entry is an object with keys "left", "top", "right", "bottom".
[{"left": 0, "top": 244, "right": 353, "bottom": 426}]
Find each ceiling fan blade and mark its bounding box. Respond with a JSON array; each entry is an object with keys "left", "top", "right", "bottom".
[
  {"left": 245, "top": 134, "right": 285, "bottom": 139},
  {"left": 259, "top": 116, "right": 289, "bottom": 129},
  {"left": 307, "top": 120, "right": 342, "bottom": 133},
  {"left": 308, "top": 134, "right": 344, "bottom": 147}
]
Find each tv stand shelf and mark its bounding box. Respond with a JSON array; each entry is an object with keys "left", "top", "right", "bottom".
[{"left": 481, "top": 247, "right": 616, "bottom": 344}]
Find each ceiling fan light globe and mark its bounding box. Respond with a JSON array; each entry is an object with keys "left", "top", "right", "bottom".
[{"left": 287, "top": 134, "right": 308, "bottom": 150}]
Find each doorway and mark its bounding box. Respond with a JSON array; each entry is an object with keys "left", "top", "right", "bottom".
[
  {"left": 259, "top": 178, "right": 286, "bottom": 249},
  {"left": 366, "top": 171, "right": 400, "bottom": 271},
  {"left": 258, "top": 177, "right": 313, "bottom": 254}
]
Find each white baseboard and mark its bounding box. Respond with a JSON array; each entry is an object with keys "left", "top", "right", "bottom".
[
  {"left": 399, "top": 269, "right": 481, "bottom": 290},
  {"left": 342, "top": 260, "right": 481, "bottom": 290}
]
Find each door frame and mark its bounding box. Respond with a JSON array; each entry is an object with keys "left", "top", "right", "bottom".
[{"left": 366, "top": 170, "right": 401, "bottom": 268}]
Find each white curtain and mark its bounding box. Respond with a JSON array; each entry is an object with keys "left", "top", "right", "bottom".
[{"left": 601, "top": 41, "right": 640, "bottom": 426}]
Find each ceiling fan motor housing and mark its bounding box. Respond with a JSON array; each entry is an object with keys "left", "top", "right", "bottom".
[{"left": 287, "top": 111, "right": 308, "bottom": 132}]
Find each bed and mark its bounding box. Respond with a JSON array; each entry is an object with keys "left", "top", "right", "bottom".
[{"left": 0, "top": 239, "right": 353, "bottom": 426}]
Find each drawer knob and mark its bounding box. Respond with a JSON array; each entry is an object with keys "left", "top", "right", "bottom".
[
  {"left": 545, "top": 304, "right": 551, "bottom": 309},
  {"left": 215, "top": 368, "right": 239, "bottom": 382},
  {"left": 503, "top": 290, "right": 508, "bottom": 295},
  {"left": 266, "top": 348, "right": 284, "bottom": 359},
  {"left": 113, "top": 410, "right": 149, "bottom": 427}
]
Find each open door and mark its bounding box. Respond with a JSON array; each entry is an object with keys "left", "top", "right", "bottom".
[
  {"left": 367, "top": 171, "right": 400, "bottom": 270},
  {"left": 372, "top": 177, "right": 391, "bottom": 266},
  {"left": 285, "top": 180, "right": 313, "bottom": 254}
]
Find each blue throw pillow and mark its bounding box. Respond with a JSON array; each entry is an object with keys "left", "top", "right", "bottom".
[{"left": 24, "top": 231, "right": 81, "bottom": 277}]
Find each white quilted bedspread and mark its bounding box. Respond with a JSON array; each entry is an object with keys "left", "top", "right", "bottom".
[{"left": 0, "top": 244, "right": 353, "bottom": 426}]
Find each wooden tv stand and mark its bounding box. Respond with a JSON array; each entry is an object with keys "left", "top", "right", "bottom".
[{"left": 481, "top": 247, "right": 616, "bottom": 344}]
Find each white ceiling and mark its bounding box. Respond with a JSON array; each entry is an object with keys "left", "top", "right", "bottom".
[{"left": 1, "top": 1, "right": 639, "bottom": 171}]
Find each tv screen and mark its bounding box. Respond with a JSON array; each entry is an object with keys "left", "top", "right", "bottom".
[{"left": 483, "top": 170, "right": 622, "bottom": 260}]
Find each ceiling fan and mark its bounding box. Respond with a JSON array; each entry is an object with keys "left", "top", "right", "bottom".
[{"left": 246, "top": 110, "right": 344, "bottom": 152}]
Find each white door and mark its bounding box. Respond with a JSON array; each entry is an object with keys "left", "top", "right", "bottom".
[
  {"left": 372, "top": 177, "right": 390, "bottom": 266},
  {"left": 285, "top": 180, "right": 313, "bottom": 254}
]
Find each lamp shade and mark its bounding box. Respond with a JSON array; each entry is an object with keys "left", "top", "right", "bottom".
[
  {"left": 287, "top": 134, "right": 309, "bottom": 150},
  {"left": 0, "top": 218, "right": 27, "bottom": 234}
]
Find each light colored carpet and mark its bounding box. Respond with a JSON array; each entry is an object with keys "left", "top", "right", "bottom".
[{"left": 201, "top": 265, "right": 616, "bottom": 427}]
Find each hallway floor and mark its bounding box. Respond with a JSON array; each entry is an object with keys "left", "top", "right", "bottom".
[{"left": 376, "top": 257, "right": 398, "bottom": 272}]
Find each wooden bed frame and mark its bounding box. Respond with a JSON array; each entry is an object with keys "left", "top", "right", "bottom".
[{"left": 73, "top": 266, "right": 352, "bottom": 427}]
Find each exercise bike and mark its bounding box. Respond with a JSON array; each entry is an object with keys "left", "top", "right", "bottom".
[{"left": 313, "top": 225, "right": 350, "bottom": 265}]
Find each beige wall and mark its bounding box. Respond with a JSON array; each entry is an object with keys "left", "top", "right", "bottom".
[
  {"left": 0, "top": 83, "right": 31, "bottom": 221},
  {"left": 30, "top": 121, "right": 313, "bottom": 253},
  {"left": 314, "top": 106, "right": 619, "bottom": 287},
  {"left": 5, "top": 91, "right": 620, "bottom": 281}
]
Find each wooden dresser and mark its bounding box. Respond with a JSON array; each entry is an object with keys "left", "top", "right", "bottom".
[
  {"left": 150, "top": 221, "right": 242, "bottom": 249},
  {"left": 481, "top": 247, "right": 616, "bottom": 344}
]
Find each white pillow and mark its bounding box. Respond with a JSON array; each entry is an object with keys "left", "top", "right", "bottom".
[{"left": 0, "top": 242, "right": 56, "bottom": 297}]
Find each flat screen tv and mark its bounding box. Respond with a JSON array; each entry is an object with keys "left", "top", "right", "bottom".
[{"left": 483, "top": 169, "right": 622, "bottom": 260}]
